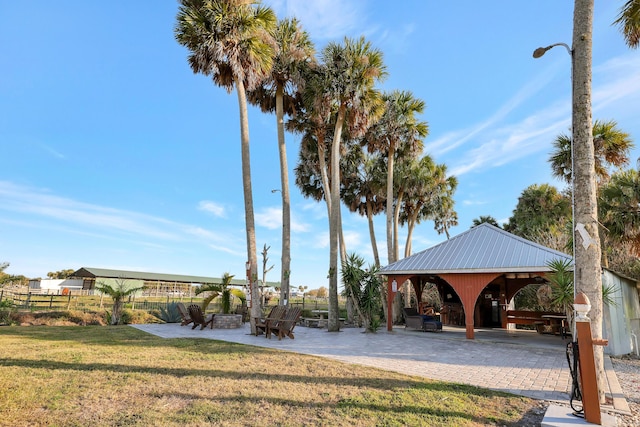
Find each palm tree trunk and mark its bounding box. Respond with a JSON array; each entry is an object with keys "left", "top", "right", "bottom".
[
  {"left": 366, "top": 200, "right": 380, "bottom": 267},
  {"left": 328, "top": 105, "right": 346, "bottom": 332},
  {"left": 317, "top": 137, "right": 332, "bottom": 217},
  {"left": 573, "top": 0, "right": 605, "bottom": 401},
  {"left": 393, "top": 188, "right": 404, "bottom": 261},
  {"left": 386, "top": 142, "right": 396, "bottom": 265},
  {"left": 275, "top": 84, "right": 291, "bottom": 306},
  {"left": 405, "top": 208, "right": 420, "bottom": 257},
  {"left": 236, "top": 77, "right": 259, "bottom": 335},
  {"left": 365, "top": 198, "right": 387, "bottom": 317}
]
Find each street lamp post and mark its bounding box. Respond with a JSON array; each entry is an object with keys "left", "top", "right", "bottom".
[{"left": 533, "top": 42, "right": 577, "bottom": 326}]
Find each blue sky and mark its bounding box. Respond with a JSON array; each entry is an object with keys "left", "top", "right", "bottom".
[{"left": 1, "top": 1, "right": 639, "bottom": 289}]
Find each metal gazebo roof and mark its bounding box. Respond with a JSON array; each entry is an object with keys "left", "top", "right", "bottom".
[{"left": 380, "top": 223, "right": 572, "bottom": 275}]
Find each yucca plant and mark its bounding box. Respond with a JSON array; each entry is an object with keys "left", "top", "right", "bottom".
[
  {"left": 341, "top": 253, "right": 382, "bottom": 332},
  {"left": 158, "top": 302, "right": 182, "bottom": 323}
]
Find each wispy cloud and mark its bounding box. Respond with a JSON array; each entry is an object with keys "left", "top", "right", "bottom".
[
  {"left": 198, "top": 200, "right": 226, "bottom": 218},
  {"left": 0, "top": 181, "right": 240, "bottom": 253},
  {"left": 39, "top": 144, "right": 65, "bottom": 159},
  {"left": 462, "top": 199, "right": 488, "bottom": 206},
  {"left": 432, "top": 52, "right": 640, "bottom": 177},
  {"left": 424, "top": 70, "right": 557, "bottom": 159},
  {"left": 256, "top": 206, "right": 311, "bottom": 233},
  {"left": 266, "top": 0, "right": 365, "bottom": 41}
]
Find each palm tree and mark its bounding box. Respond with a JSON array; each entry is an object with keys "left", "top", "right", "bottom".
[
  {"left": 195, "top": 272, "right": 245, "bottom": 314},
  {"left": 95, "top": 278, "right": 144, "bottom": 325},
  {"left": 471, "top": 215, "right": 500, "bottom": 228},
  {"left": 364, "top": 90, "right": 428, "bottom": 265},
  {"left": 315, "top": 37, "right": 386, "bottom": 332},
  {"left": 174, "top": 0, "right": 276, "bottom": 334},
  {"left": 248, "top": 18, "right": 315, "bottom": 306},
  {"left": 400, "top": 160, "right": 457, "bottom": 257},
  {"left": 549, "top": 119, "right": 633, "bottom": 184},
  {"left": 433, "top": 195, "right": 458, "bottom": 239},
  {"left": 599, "top": 169, "right": 640, "bottom": 255},
  {"left": 614, "top": 0, "right": 640, "bottom": 48},
  {"left": 341, "top": 149, "right": 386, "bottom": 267},
  {"left": 572, "top": 0, "right": 605, "bottom": 400},
  {"left": 504, "top": 184, "right": 571, "bottom": 240}
]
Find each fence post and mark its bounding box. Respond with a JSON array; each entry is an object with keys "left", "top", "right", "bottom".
[
  {"left": 67, "top": 292, "right": 72, "bottom": 310},
  {"left": 49, "top": 295, "right": 54, "bottom": 309}
]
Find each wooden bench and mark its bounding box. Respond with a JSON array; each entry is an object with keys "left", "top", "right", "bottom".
[{"left": 506, "top": 310, "right": 565, "bottom": 334}]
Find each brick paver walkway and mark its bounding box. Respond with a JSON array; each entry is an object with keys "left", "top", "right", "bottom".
[{"left": 134, "top": 323, "right": 579, "bottom": 403}]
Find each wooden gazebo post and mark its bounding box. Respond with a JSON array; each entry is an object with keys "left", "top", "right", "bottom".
[
  {"left": 386, "top": 275, "right": 411, "bottom": 332},
  {"left": 439, "top": 273, "right": 500, "bottom": 339}
]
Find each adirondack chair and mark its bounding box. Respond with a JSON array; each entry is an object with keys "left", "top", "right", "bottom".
[
  {"left": 188, "top": 304, "right": 214, "bottom": 330},
  {"left": 254, "top": 305, "right": 286, "bottom": 336},
  {"left": 268, "top": 306, "right": 302, "bottom": 340},
  {"left": 176, "top": 302, "right": 193, "bottom": 327}
]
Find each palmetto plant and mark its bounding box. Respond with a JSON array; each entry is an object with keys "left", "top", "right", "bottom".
[
  {"left": 95, "top": 278, "right": 144, "bottom": 325},
  {"left": 195, "top": 273, "right": 245, "bottom": 314}
]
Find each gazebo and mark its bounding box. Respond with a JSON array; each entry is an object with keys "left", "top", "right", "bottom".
[{"left": 380, "top": 223, "right": 572, "bottom": 339}]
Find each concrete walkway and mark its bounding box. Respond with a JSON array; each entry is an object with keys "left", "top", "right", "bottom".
[{"left": 132, "top": 323, "right": 627, "bottom": 412}]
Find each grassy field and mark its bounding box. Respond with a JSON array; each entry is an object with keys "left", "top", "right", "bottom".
[{"left": 0, "top": 326, "right": 543, "bottom": 426}]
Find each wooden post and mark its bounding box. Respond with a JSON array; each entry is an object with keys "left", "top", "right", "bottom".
[
  {"left": 387, "top": 278, "right": 397, "bottom": 332},
  {"left": 574, "top": 292, "right": 608, "bottom": 425}
]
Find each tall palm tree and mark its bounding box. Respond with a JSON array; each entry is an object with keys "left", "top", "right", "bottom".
[
  {"left": 317, "top": 37, "right": 386, "bottom": 332},
  {"left": 341, "top": 149, "right": 386, "bottom": 267},
  {"left": 549, "top": 119, "right": 633, "bottom": 184},
  {"left": 572, "top": 0, "right": 606, "bottom": 400},
  {"left": 400, "top": 160, "right": 456, "bottom": 257},
  {"left": 174, "top": 0, "right": 276, "bottom": 334},
  {"left": 248, "top": 18, "right": 315, "bottom": 306},
  {"left": 364, "top": 90, "right": 428, "bottom": 265},
  {"left": 614, "top": 0, "right": 640, "bottom": 49}
]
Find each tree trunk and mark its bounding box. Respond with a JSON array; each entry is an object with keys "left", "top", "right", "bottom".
[
  {"left": 275, "top": 83, "right": 291, "bottom": 306},
  {"left": 317, "top": 137, "right": 331, "bottom": 217},
  {"left": 112, "top": 298, "right": 122, "bottom": 325},
  {"left": 366, "top": 198, "right": 387, "bottom": 319},
  {"left": 572, "top": 0, "right": 605, "bottom": 401},
  {"left": 366, "top": 200, "right": 380, "bottom": 267},
  {"left": 386, "top": 142, "right": 396, "bottom": 265},
  {"left": 236, "top": 78, "right": 259, "bottom": 335},
  {"left": 328, "top": 105, "right": 346, "bottom": 332}
]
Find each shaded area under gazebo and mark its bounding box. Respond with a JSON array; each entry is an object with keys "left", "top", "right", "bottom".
[{"left": 380, "top": 223, "right": 572, "bottom": 339}]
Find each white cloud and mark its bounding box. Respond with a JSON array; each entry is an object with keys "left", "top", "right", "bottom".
[
  {"left": 437, "top": 52, "right": 640, "bottom": 177},
  {"left": 265, "top": 0, "right": 365, "bottom": 41},
  {"left": 198, "top": 200, "right": 226, "bottom": 218},
  {"left": 255, "top": 207, "right": 281, "bottom": 230},
  {"left": 0, "top": 181, "right": 239, "bottom": 252},
  {"left": 39, "top": 144, "right": 65, "bottom": 159}
]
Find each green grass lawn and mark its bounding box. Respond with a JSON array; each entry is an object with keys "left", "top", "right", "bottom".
[{"left": 0, "top": 326, "right": 543, "bottom": 426}]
